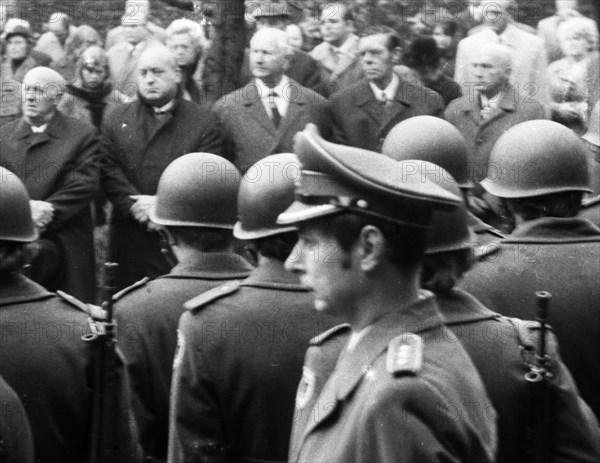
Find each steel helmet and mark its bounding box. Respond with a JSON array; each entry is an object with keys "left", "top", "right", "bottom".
[
  {"left": 582, "top": 100, "right": 599, "bottom": 147},
  {"left": 234, "top": 153, "right": 299, "bottom": 240},
  {"left": 481, "top": 120, "right": 592, "bottom": 198},
  {"left": 0, "top": 167, "right": 38, "bottom": 242},
  {"left": 381, "top": 116, "right": 473, "bottom": 188},
  {"left": 149, "top": 152, "right": 241, "bottom": 228}
]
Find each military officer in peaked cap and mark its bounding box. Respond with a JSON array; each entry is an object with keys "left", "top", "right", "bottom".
[
  {"left": 114, "top": 152, "right": 253, "bottom": 462},
  {"left": 0, "top": 167, "right": 141, "bottom": 463},
  {"left": 382, "top": 116, "right": 506, "bottom": 248},
  {"left": 418, "top": 164, "right": 600, "bottom": 463},
  {"left": 280, "top": 125, "right": 497, "bottom": 463},
  {"left": 168, "top": 153, "right": 335, "bottom": 463},
  {"left": 461, "top": 120, "right": 600, "bottom": 422}
]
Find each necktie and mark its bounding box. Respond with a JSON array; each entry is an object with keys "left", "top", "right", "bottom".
[{"left": 268, "top": 91, "right": 281, "bottom": 128}]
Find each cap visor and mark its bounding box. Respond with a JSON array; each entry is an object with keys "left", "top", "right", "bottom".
[
  {"left": 233, "top": 222, "right": 297, "bottom": 240},
  {"left": 277, "top": 201, "right": 340, "bottom": 225}
]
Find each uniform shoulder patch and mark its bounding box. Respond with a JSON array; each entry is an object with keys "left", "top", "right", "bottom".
[
  {"left": 309, "top": 324, "right": 351, "bottom": 346},
  {"left": 386, "top": 333, "right": 423, "bottom": 376},
  {"left": 184, "top": 281, "right": 242, "bottom": 313},
  {"left": 112, "top": 277, "right": 150, "bottom": 301}
]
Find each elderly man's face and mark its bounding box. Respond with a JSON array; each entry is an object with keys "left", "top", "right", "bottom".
[
  {"left": 123, "top": 23, "right": 147, "bottom": 45},
  {"left": 21, "top": 78, "right": 59, "bottom": 123},
  {"left": 137, "top": 50, "right": 180, "bottom": 105},
  {"left": 358, "top": 33, "right": 396, "bottom": 89},
  {"left": 166, "top": 33, "right": 197, "bottom": 67},
  {"left": 249, "top": 34, "right": 288, "bottom": 82},
  {"left": 6, "top": 36, "right": 29, "bottom": 60},
  {"left": 471, "top": 50, "right": 510, "bottom": 96}
]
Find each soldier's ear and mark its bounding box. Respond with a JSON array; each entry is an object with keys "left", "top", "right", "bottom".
[{"left": 357, "top": 225, "right": 386, "bottom": 272}]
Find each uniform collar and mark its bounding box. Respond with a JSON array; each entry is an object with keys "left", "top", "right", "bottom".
[
  {"left": 0, "top": 274, "right": 55, "bottom": 307},
  {"left": 160, "top": 252, "right": 254, "bottom": 280},
  {"left": 435, "top": 288, "right": 499, "bottom": 325},
  {"left": 505, "top": 216, "right": 600, "bottom": 244},
  {"left": 241, "top": 259, "right": 307, "bottom": 291}
]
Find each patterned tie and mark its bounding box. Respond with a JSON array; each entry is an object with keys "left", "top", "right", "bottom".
[{"left": 268, "top": 90, "right": 281, "bottom": 128}]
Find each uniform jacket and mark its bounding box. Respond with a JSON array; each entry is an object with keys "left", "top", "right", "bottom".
[
  {"left": 461, "top": 216, "right": 600, "bottom": 422},
  {"left": 325, "top": 78, "right": 444, "bottom": 152},
  {"left": 0, "top": 375, "right": 34, "bottom": 463},
  {"left": 213, "top": 79, "right": 325, "bottom": 174},
  {"left": 240, "top": 48, "right": 324, "bottom": 95},
  {"left": 0, "top": 112, "right": 98, "bottom": 301},
  {"left": 0, "top": 274, "right": 141, "bottom": 463},
  {"left": 289, "top": 292, "right": 497, "bottom": 463},
  {"left": 168, "top": 260, "right": 335, "bottom": 463},
  {"left": 115, "top": 253, "right": 253, "bottom": 462},
  {"left": 438, "top": 288, "right": 600, "bottom": 463},
  {"left": 444, "top": 84, "right": 547, "bottom": 189},
  {"left": 100, "top": 97, "right": 221, "bottom": 288},
  {"left": 454, "top": 24, "right": 549, "bottom": 104}
]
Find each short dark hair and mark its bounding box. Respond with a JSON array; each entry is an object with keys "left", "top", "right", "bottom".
[
  {"left": 248, "top": 231, "right": 298, "bottom": 262},
  {"left": 167, "top": 226, "right": 233, "bottom": 252},
  {"left": 508, "top": 192, "right": 583, "bottom": 221},
  {"left": 359, "top": 25, "right": 401, "bottom": 51},
  {"left": 421, "top": 249, "right": 473, "bottom": 293},
  {"left": 0, "top": 241, "right": 26, "bottom": 279},
  {"left": 310, "top": 212, "right": 426, "bottom": 270}
]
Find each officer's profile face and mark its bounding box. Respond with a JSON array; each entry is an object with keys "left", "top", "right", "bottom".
[
  {"left": 320, "top": 4, "right": 351, "bottom": 47},
  {"left": 6, "top": 36, "right": 29, "bottom": 60},
  {"left": 285, "top": 221, "right": 361, "bottom": 318},
  {"left": 249, "top": 34, "right": 288, "bottom": 82},
  {"left": 358, "top": 33, "right": 398, "bottom": 88},
  {"left": 137, "top": 49, "right": 180, "bottom": 105}
]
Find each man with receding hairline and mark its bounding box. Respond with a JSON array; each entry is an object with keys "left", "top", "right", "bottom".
[
  {"left": 213, "top": 27, "right": 324, "bottom": 174},
  {"left": 101, "top": 45, "right": 222, "bottom": 288},
  {"left": 0, "top": 66, "right": 98, "bottom": 300},
  {"left": 444, "top": 43, "right": 547, "bottom": 230}
]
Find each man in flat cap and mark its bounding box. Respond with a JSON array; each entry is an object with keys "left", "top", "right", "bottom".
[
  {"left": 281, "top": 125, "right": 497, "bottom": 462},
  {"left": 0, "top": 66, "right": 98, "bottom": 301}
]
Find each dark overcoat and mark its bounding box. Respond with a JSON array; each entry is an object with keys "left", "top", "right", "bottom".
[
  {"left": 0, "top": 112, "right": 98, "bottom": 301},
  {"left": 114, "top": 253, "right": 253, "bottom": 461},
  {"left": 460, "top": 217, "right": 600, "bottom": 422},
  {"left": 168, "top": 260, "right": 335, "bottom": 463},
  {"left": 324, "top": 77, "right": 444, "bottom": 152},
  {"left": 213, "top": 79, "right": 325, "bottom": 174},
  {"left": 0, "top": 274, "right": 141, "bottom": 463},
  {"left": 438, "top": 288, "right": 600, "bottom": 463},
  {"left": 100, "top": 98, "right": 222, "bottom": 288}
]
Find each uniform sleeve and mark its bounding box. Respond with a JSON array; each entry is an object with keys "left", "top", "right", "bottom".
[
  {"left": 45, "top": 127, "right": 99, "bottom": 231},
  {"left": 168, "top": 312, "right": 229, "bottom": 463},
  {"left": 357, "top": 380, "right": 496, "bottom": 463},
  {"left": 99, "top": 118, "right": 141, "bottom": 217},
  {"left": 0, "top": 376, "right": 35, "bottom": 463}
]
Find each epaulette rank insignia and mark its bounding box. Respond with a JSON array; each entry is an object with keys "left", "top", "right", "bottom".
[
  {"left": 309, "top": 323, "right": 351, "bottom": 346},
  {"left": 57, "top": 290, "right": 107, "bottom": 320},
  {"left": 184, "top": 281, "right": 242, "bottom": 313},
  {"left": 112, "top": 277, "right": 150, "bottom": 301},
  {"left": 386, "top": 333, "right": 423, "bottom": 376}
]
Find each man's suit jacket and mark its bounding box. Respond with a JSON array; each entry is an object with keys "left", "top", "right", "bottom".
[
  {"left": 0, "top": 112, "right": 98, "bottom": 301},
  {"left": 213, "top": 79, "right": 326, "bottom": 173},
  {"left": 325, "top": 78, "right": 444, "bottom": 152},
  {"left": 444, "top": 84, "right": 547, "bottom": 191},
  {"left": 454, "top": 24, "right": 549, "bottom": 104},
  {"left": 100, "top": 97, "right": 222, "bottom": 288}
]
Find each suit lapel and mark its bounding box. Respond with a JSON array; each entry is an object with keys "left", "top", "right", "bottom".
[
  {"left": 355, "top": 81, "right": 385, "bottom": 126},
  {"left": 275, "top": 86, "right": 307, "bottom": 145},
  {"left": 242, "top": 82, "right": 277, "bottom": 137},
  {"left": 479, "top": 86, "right": 517, "bottom": 128}
]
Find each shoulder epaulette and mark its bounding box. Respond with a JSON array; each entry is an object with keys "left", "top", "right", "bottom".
[
  {"left": 184, "top": 281, "right": 242, "bottom": 313},
  {"left": 386, "top": 333, "right": 423, "bottom": 376},
  {"left": 56, "top": 290, "right": 89, "bottom": 314},
  {"left": 582, "top": 194, "right": 600, "bottom": 208},
  {"left": 475, "top": 241, "right": 503, "bottom": 260},
  {"left": 503, "top": 316, "right": 558, "bottom": 367},
  {"left": 309, "top": 324, "right": 351, "bottom": 346},
  {"left": 112, "top": 277, "right": 150, "bottom": 301}
]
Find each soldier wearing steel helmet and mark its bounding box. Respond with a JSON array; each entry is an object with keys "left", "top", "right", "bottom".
[
  {"left": 382, "top": 115, "right": 506, "bottom": 246},
  {"left": 168, "top": 153, "right": 335, "bottom": 463},
  {"left": 114, "top": 153, "right": 253, "bottom": 462},
  {"left": 280, "top": 125, "right": 497, "bottom": 463},
  {"left": 416, "top": 163, "right": 600, "bottom": 463},
  {"left": 0, "top": 167, "right": 141, "bottom": 463},
  {"left": 461, "top": 119, "right": 600, "bottom": 422}
]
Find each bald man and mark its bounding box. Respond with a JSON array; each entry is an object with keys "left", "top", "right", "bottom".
[
  {"left": 101, "top": 46, "right": 222, "bottom": 288},
  {"left": 213, "top": 27, "right": 325, "bottom": 174},
  {"left": 0, "top": 66, "right": 99, "bottom": 300},
  {"left": 444, "top": 43, "right": 547, "bottom": 230}
]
